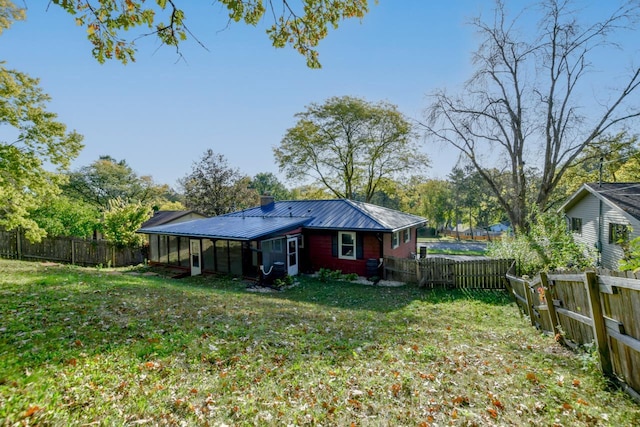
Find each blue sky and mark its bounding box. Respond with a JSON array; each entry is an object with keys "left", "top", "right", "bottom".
[{"left": 2, "top": 1, "right": 633, "bottom": 189}]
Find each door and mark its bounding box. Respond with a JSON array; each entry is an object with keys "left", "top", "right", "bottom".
[
  {"left": 287, "top": 236, "right": 298, "bottom": 276},
  {"left": 190, "top": 239, "right": 201, "bottom": 276}
]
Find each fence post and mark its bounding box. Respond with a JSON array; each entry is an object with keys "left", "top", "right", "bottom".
[
  {"left": 71, "top": 240, "right": 75, "bottom": 265},
  {"left": 111, "top": 246, "right": 116, "bottom": 268},
  {"left": 584, "top": 271, "right": 613, "bottom": 378},
  {"left": 523, "top": 278, "right": 536, "bottom": 327},
  {"left": 540, "top": 272, "right": 561, "bottom": 340},
  {"left": 16, "top": 228, "right": 22, "bottom": 260}
]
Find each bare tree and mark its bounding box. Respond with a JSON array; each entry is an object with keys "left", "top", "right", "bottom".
[{"left": 421, "top": 0, "right": 640, "bottom": 233}]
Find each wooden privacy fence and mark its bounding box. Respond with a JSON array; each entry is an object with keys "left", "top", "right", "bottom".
[
  {"left": 384, "top": 256, "right": 514, "bottom": 289},
  {"left": 506, "top": 269, "right": 640, "bottom": 402},
  {"left": 0, "top": 229, "right": 145, "bottom": 267}
]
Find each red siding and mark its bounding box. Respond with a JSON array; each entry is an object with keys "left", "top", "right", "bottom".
[
  {"left": 384, "top": 227, "right": 418, "bottom": 258},
  {"left": 304, "top": 230, "right": 382, "bottom": 276}
]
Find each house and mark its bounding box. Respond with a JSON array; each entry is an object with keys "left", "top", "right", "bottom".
[
  {"left": 559, "top": 183, "right": 640, "bottom": 270},
  {"left": 138, "top": 196, "right": 427, "bottom": 279},
  {"left": 140, "top": 210, "right": 207, "bottom": 229}
]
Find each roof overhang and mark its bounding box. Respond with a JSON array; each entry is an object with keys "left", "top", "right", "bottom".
[{"left": 138, "top": 216, "right": 311, "bottom": 241}]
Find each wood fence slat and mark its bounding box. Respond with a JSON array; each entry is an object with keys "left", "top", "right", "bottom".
[{"left": 0, "top": 228, "right": 144, "bottom": 267}]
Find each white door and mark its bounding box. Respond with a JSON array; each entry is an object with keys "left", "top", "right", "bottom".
[
  {"left": 287, "top": 236, "right": 298, "bottom": 276},
  {"left": 190, "top": 239, "right": 201, "bottom": 276}
]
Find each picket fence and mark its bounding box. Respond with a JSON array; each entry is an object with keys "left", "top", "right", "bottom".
[
  {"left": 505, "top": 269, "right": 640, "bottom": 403},
  {"left": 383, "top": 256, "right": 514, "bottom": 289},
  {"left": 0, "top": 229, "right": 145, "bottom": 267}
]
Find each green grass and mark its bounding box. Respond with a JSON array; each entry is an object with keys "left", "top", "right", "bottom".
[{"left": 1, "top": 259, "right": 638, "bottom": 425}]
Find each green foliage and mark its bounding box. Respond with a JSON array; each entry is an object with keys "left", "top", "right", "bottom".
[
  {"left": 64, "top": 155, "right": 173, "bottom": 210},
  {"left": 552, "top": 132, "right": 640, "bottom": 208},
  {"left": 250, "top": 172, "right": 291, "bottom": 200},
  {"left": 0, "top": 64, "right": 83, "bottom": 242},
  {"left": 101, "top": 198, "right": 152, "bottom": 247},
  {"left": 273, "top": 274, "right": 294, "bottom": 289},
  {"left": 29, "top": 196, "right": 99, "bottom": 238},
  {"left": 620, "top": 236, "right": 640, "bottom": 272},
  {"left": 274, "top": 96, "right": 427, "bottom": 202},
  {"left": 488, "top": 209, "right": 595, "bottom": 276},
  {"left": 180, "top": 150, "right": 259, "bottom": 216},
  {"left": 50, "top": 0, "right": 371, "bottom": 68},
  {"left": 0, "top": 0, "right": 25, "bottom": 34},
  {"left": 317, "top": 268, "right": 358, "bottom": 282}
]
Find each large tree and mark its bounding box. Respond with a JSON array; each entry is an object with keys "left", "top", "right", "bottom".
[
  {"left": 422, "top": 0, "right": 640, "bottom": 233},
  {"left": 250, "top": 172, "right": 291, "bottom": 201},
  {"left": 0, "top": 63, "right": 84, "bottom": 241},
  {"left": 274, "top": 96, "right": 428, "bottom": 203},
  {"left": 49, "top": 0, "right": 371, "bottom": 68},
  {"left": 64, "top": 155, "right": 173, "bottom": 210},
  {"left": 551, "top": 132, "right": 640, "bottom": 207},
  {"left": 180, "top": 149, "right": 258, "bottom": 216}
]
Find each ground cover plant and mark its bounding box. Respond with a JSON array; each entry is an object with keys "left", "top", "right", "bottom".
[{"left": 1, "top": 259, "right": 638, "bottom": 425}]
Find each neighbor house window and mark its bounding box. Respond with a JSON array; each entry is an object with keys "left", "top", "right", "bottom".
[
  {"left": 339, "top": 231, "right": 356, "bottom": 260},
  {"left": 609, "top": 223, "right": 629, "bottom": 245},
  {"left": 392, "top": 231, "right": 400, "bottom": 249},
  {"left": 403, "top": 228, "right": 411, "bottom": 243},
  {"left": 571, "top": 217, "right": 582, "bottom": 234}
]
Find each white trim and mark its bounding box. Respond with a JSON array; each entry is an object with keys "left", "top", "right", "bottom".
[
  {"left": 338, "top": 231, "right": 357, "bottom": 260},
  {"left": 392, "top": 231, "right": 400, "bottom": 249},
  {"left": 403, "top": 228, "right": 411, "bottom": 243}
]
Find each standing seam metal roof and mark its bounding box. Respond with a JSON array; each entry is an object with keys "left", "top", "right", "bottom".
[{"left": 138, "top": 199, "right": 427, "bottom": 240}]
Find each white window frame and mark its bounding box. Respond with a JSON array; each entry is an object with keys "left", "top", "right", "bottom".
[
  {"left": 392, "top": 231, "right": 400, "bottom": 249},
  {"left": 338, "top": 231, "right": 357, "bottom": 260},
  {"left": 403, "top": 228, "right": 411, "bottom": 243}
]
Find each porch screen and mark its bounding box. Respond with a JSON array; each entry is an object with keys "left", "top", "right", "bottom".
[
  {"left": 229, "top": 241, "right": 242, "bottom": 276},
  {"left": 215, "top": 240, "right": 229, "bottom": 273},
  {"left": 149, "top": 235, "right": 159, "bottom": 262},
  {"left": 179, "top": 237, "right": 190, "bottom": 267},
  {"left": 202, "top": 239, "right": 214, "bottom": 272},
  {"left": 169, "top": 236, "right": 178, "bottom": 265}
]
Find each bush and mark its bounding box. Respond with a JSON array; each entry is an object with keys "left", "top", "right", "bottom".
[
  {"left": 317, "top": 268, "right": 358, "bottom": 282},
  {"left": 487, "top": 210, "right": 595, "bottom": 276},
  {"left": 620, "top": 236, "right": 640, "bottom": 272}
]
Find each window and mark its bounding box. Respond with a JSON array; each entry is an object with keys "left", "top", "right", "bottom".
[
  {"left": 609, "top": 223, "right": 629, "bottom": 245},
  {"left": 339, "top": 231, "right": 356, "bottom": 260},
  {"left": 403, "top": 228, "right": 411, "bottom": 243},
  {"left": 392, "top": 231, "right": 400, "bottom": 249},
  {"left": 571, "top": 217, "right": 582, "bottom": 234}
]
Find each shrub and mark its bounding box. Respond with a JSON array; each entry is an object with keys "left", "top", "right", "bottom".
[
  {"left": 488, "top": 209, "right": 595, "bottom": 276},
  {"left": 620, "top": 235, "right": 640, "bottom": 272}
]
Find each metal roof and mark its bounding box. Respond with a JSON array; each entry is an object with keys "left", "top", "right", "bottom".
[
  {"left": 138, "top": 199, "right": 427, "bottom": 240},
  {"left": 139, "top": 216, "right": 310, "bottom": 240},
  {"left": 226, "top": 199, "right": 427, "bottom": 232}
]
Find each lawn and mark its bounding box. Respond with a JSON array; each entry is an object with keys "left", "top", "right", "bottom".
[{"left": 1, "top": 259, "right": 638, "bottom": 426}]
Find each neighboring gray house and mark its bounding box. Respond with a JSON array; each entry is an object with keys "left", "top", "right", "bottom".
[{"left": 559, "top": 183, "right": 640, "bottom": 270}]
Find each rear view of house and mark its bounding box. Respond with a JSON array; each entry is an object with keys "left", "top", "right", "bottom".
[
  {"left": 559, "top": 183, "right": 640, "bottom": 270},
  {"left": 138, "top": 196, "right": 427, "bottom": 279}
]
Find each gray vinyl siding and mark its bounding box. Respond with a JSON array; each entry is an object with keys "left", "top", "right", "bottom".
[
  {"left": 566, "top": 195, "right": 599, "bottom": 252},
  {"left": 566, "top": 194, "right": 640, "bottom": 270}
]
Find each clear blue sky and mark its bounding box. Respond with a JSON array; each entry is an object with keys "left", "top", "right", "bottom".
[{"left": 2, "top": 1, "right": 632, "bottom": 189}]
